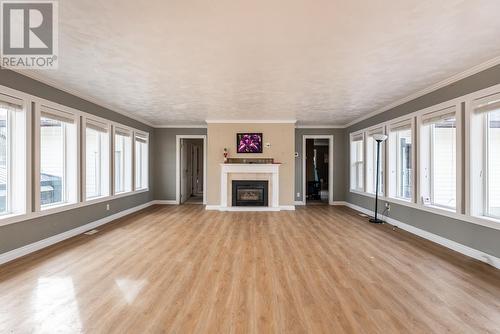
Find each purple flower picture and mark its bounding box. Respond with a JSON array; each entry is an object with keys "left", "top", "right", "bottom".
[{"left": 237, "top": 133, "right": 263, "bottom": 153}]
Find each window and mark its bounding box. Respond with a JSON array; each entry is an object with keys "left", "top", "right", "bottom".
[
  {"left": 114, "top": 127, "right": 132, "bottom": 194},
  {"left": 0, "top": 94, "right": 26, "bottom": 217},
  {"left": 366, "top": 128, "right": 385, "bottom": 195},
  {"left": 85, "top": 119, "right": 110, "bottom": 200},
  {"left": 470, "top": 93, "right": 500, "bottom": 220},
  {"left": 420, "top": 107, "right": 457, "bottom": 210},
  {"left": 135, "top": 132, "right": 148, "bottom": 190},
  {"left": 350, "top": 133, "right": 364, "bottom": 191},
  {"left": 39, "top": 107, "right": 77, "bottom": 208},
  {"left": 388, "top": 120, "right": 413, "bottom": 201}
]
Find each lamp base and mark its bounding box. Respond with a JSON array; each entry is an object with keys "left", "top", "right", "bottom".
[{"left": 369, "top": 218, "right": 385, "bottom": 224}]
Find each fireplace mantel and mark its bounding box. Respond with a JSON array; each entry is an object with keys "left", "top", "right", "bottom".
[{"left": 218, "top": 163, "right": 280, "bottom": 211}]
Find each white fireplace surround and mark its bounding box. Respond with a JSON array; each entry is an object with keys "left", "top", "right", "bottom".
[{"left": 206, "top": 163, "right": 294, "bottom": 211}]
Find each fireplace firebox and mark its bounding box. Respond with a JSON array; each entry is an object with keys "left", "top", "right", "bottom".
[{"left": 232, "top": 180, "right": 269, "bottom": 206}]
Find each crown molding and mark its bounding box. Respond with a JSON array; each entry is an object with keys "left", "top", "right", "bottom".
[
  {"left": 9, "top": 55, "right": 500, "bottom": 130},
  {"left": 155, "top": 124, "right": 207, "bottom": 128},
  {"left": 344, "top": 55, "right": 500, "bottom": 128},
  {"left": 205, "top": 119, "right": 297, "bottom": 124},
  {"left": 295, "top": 124, "right": 345, "bottom": 129},
  {"left": 9, "top": 69, "right": 155, "bottom": 127}
]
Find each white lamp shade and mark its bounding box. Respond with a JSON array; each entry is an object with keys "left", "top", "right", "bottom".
[{"left": 373, "top": 134, "right": 388, "bottom": 142}]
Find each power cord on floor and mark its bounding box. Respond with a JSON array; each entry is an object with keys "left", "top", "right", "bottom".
[{"left": 380, "top": 207, "right": 397, "bottom": 231}]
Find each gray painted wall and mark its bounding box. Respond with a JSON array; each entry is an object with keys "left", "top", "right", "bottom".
[
  {"left": 0, "top": 69, "right": 154, "bottom": 254},
  {"left": 153, "top": 128, "right": 207, "bottom": 200},
  {"left": 345, "top": 64, "right": 500, "bottom": 258},
  {"left": 294, "top": 128, "right": 346, "bottom": 202}
]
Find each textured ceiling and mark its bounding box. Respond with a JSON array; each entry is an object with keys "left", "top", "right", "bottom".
[{"left": 23, "top": 0, "right": 500, "bottom": 126}]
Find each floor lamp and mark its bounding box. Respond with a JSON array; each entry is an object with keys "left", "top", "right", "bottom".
[{"left": 369, "top": 134, "right": 388, "bottom": 224}]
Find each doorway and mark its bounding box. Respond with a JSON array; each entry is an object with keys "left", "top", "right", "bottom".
[
  {"left": 176, "top": 135, "right": 207, "bottom": 204},
  {"left": 302, "top": 135, "right": 333, "bottom": 205}
]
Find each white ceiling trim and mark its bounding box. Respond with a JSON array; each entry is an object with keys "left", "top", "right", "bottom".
[
  {"left": 205, "top": 119, "right": 297, "bottom": 124},
  {"left": 344, "top": 55, "right": 500, "bottom": 128},
  {"left": 9, "top": 69, "right": 155, "bottom": 127},
  {"left": 295, "top": 124, "right": 344, "bottom": 129},
  {"left": 156, "top": 124, "right": 207, "bottom": 128},
  {"left": 9, "top": 56, "right": 500, "bottom": 130}
]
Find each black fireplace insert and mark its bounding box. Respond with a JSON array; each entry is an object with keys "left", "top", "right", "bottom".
[{"left": 232, "top": 180, "right": 268, "bottom": 206}]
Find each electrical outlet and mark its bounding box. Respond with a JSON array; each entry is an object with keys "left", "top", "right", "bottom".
[
  {"left": 385, "top": 203, "right": 391, "bottom": 211},
  {"left": 296, "top": 192, "right": 300, "bottom": 198},
  {"left": 106, "top": 204, "right": 110, "bottom": 211}
]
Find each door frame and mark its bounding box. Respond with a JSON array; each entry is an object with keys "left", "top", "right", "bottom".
[
  {"left": 176, "top": 135, "right": 207, "bottom": 204},
  {"left": 302, "top": 135, "right": 334, "bottom": 205}
]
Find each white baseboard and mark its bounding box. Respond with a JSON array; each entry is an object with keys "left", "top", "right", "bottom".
[
  {"left": 332, "top": 201, "right": 347, "bottom": 206},
  {"left": 342, "top": 202, "right": 500, "bottom": 270},
  {"left": 280, "top": 205, "right": 296, "bottom": 211},
  {"left": 0, "top": 201, "right": 155, "bottom": 266},
  {"left": 152, "top": 200, "right": 178, "bottom": 205},
  {"left": 294, "top": 201, "right": 305, "bottom": 206}
]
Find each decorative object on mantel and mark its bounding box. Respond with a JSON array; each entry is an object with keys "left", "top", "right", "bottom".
[
  {"left": 223, "top": 148, "right": 229, "bottom": 162},
  {"left": 226, "top": 158, "right": 274, "bottom": 164}
]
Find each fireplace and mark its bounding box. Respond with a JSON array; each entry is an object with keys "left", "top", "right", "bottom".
[{"left": 232, "top": 180, "right": 268, "bottom": 207}]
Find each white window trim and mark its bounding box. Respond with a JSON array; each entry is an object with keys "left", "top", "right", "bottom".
[
  {"left": 34, "top": 99, "right": 81, "bottom": 212},
  {"left": 349, "top": 86, "right": 500, "bottom": 230},
  {"left": 0, "top": 86, "right": 31, "bottom": 225},
  {"left": 349, "top": 131, "right": 365, "bottom": 192},
  {"left": 417, "top": 101, "right": 462, "bottom": 213},
  {"left": 134, "top": 131, "right": 149, "bottom": 191},
  {"left": 82, "top": 115, "right": 112, "bottom": 202},
  {"left": 465, "top": 83, "right": 500, "bottom": 223},
  {"left": 386, "top": 117, "right": 415, "bottom": 202},
  {"left": 112, "top": 125, "right": 134, "bottom": 195},
  {"left": 349, "top": 97, "right": 471, "bottom": 224},
  {"left": 365, "top": 124, "right": 387, "bottom": 195},
  {"left": 0, "top": 84, "right": 151, "bottom": 227}
]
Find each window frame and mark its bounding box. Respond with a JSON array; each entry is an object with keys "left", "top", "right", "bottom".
[
  {"left": 350, "top": 131, "right": 365, "bottom": 192},
  {"left": 0, "top": 88, "right": 30, "bottom": 225},
  {"left": 466, "top": 88, "right": 500, "bottom": 222},
  {"left": 35, "top": 102, "right": 80, "bottom": 212},
  {"left": 365, "top": 126, "right": 387, "bottom": 196},
  {"left": 134, "top": 131, "right": 149, "bottom": 191},
  {"left": 349, "top": 98, "right": 467, "bottom": 223},
  {"left": 113, "top": 125, "right": 134, "bottom": 195},
  {"left": 417, "top": 104, "right": 461, "bottom": 212},
  {"left": 0, "top": 85, "right": 151, "bottom": 227},
  {"left": 387, "top": 117, "right": 415, "bottom": 202},
  {"left": 82, "top": 115, "right": 112, "bottom": 202}
]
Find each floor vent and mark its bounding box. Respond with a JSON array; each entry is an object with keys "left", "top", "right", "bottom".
[{"left": 84, "top": 229, "right": 99, "bottom": 235}]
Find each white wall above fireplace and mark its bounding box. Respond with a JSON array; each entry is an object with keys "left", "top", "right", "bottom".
[{"left": 206, "top": 163, "right": 294, "bottom": 211}]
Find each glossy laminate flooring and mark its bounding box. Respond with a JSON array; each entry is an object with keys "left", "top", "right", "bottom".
[{"left": 1, "top": 205, "right": 499, "bottom": 333}]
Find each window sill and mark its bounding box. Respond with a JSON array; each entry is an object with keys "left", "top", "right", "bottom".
[
  {"left": 423, "top": 204, "right": 456, "bottom": 213},
  {"left": 0, "top": 212, "right": 30, "bottom": 227},
  {"left": 0, "top": 189, "right": 150, "bottom": 227},
  {"left": 41, "top": 201, "right": 77, "bottom": 211},
  {"left": 349, "top": 190, "right": 500, "bottom": 231},
  {"left": 470, "top": 214, "right": 500, "bottom": 226}
]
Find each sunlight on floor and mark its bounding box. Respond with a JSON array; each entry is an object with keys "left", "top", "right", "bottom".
[
  {"left": 32, "top": 277, "right": 82, "bottom": 333},
  {"left": 115, "top": 278, "right": 147, "bottom": 305}
]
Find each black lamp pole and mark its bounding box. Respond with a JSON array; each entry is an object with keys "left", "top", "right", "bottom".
[{"left": 369, "top": 137, "right": 385, "bottom": 224}]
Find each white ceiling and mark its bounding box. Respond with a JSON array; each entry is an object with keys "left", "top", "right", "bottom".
[{"left": 24, "top": 0, "right": 500, "bottom": 126}]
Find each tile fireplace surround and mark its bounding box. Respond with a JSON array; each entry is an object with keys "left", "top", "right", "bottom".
[{"left": 207, "top": 163, "right": 291, "bottom": 211}]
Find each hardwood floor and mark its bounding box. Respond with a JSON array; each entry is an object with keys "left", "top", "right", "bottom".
[{"left": 1, "top": 205, "right": 499, "bottom": 333}]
